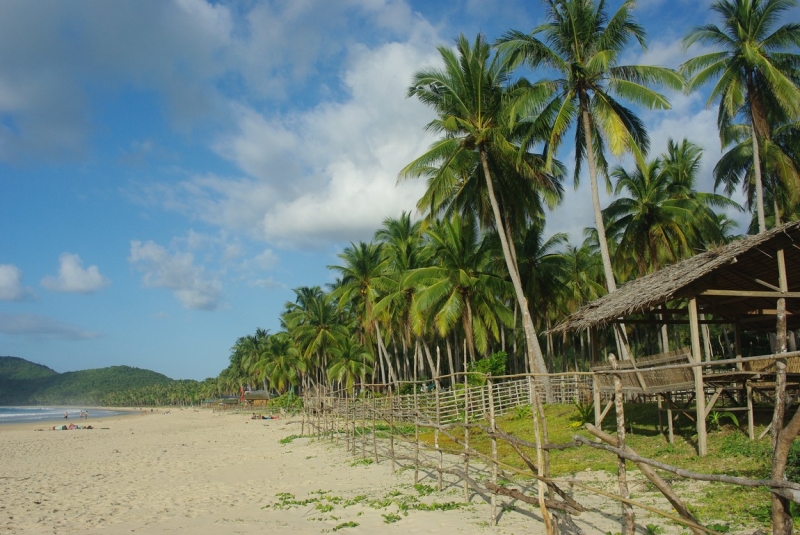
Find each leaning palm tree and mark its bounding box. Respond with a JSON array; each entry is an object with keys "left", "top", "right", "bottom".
[
  {"left": 498, "top": 0, "right": 683, "bottom": 292},
  {"left": 400, "top": 33, "right": 554, "bottom": 380},
  {"left": 682, "top": 0, "right": 800, "bottom": 233}
]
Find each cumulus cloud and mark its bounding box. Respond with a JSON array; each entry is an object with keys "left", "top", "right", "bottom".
[
  {"left": 171, "top": 35, "right": 438, "bottom": 248},
  {"left": 129, "top": 240, "right": 223, "bottom": 310},
  {"left": 0, "top": 313, "right": 100, "bottom": 340},
  {"left": 41, "top": 253, "right": 110, "bottom": 294},
  {"left": 0, "top": 264, "right": 35, "bottom": 301}
]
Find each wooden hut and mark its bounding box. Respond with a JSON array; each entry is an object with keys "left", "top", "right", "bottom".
[{"left": 550, "top": 221, "right": 800, "bottom": 455}]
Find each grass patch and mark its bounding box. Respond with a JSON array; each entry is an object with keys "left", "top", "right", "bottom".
[{"left": 414, "top": 401, "right": 785, "bottom": 530}]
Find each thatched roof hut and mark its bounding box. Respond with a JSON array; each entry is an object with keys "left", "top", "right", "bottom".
[
  {"left": 550, "top": 221, "right": 800, "bottom": 456},
  {"left": 551, "top": 221, "right": 800, "bottom": 335}
]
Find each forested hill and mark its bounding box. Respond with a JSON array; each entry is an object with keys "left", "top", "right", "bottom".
[{"left": 0, "top": 356, "right": 176, "bottom": 406}]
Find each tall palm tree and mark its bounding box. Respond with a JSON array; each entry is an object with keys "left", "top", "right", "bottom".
[
  {"left": 327, "top": 337, "right": 374, "bottom": 393},
  {"left": 328, "top": 242, "right": 387, "bottom": 385},
  {"left": 263, "top": 332, "right": 305, "bottom": 394},
  {"left": 408, "top": 214, "right": 513, "bottom": 363},
  {"left": 682, "top": 0, "right": 800, "bottom": 233},
  {"left": 498, "top": 0, "right": 683, "bottom": 292},
  {"left": 282, "top": 286, "right": 348, "bottom": 389},
  {"left": 400, "top": 33, "right": 553, "bottom": 380}
]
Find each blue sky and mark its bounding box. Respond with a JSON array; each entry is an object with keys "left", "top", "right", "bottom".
[{"left": 1, "top": 0, "right": 797, "bottom": 381}]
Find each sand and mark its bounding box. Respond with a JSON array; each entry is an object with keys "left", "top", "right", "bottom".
[{"left": 0, "top": 408, "right": 751, "bottom": 535}]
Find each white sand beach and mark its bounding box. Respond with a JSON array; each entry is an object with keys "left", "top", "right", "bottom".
[{"left": 0, "top": 408, "right": 742, "bottom": 535}]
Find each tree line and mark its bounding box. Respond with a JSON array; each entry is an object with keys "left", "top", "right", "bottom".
[{"left": 212, "top": 0, "right": 799, "bottom": 399}]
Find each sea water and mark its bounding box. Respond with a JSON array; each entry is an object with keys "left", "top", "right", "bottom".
[{"left": 0, "top": 406, "right": 133, "bottom": 425}]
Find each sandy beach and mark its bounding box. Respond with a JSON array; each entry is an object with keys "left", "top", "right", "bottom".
[{"left": 0, "top": 408, "right": 743, "bottom": 535}]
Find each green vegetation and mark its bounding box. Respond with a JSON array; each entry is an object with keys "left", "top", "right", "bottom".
[{"left": 0, "top": 356, "right": 200, "bottom": 406}]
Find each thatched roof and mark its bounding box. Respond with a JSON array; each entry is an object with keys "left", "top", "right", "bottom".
[{"left": 550, "top": 221, "right": 800, "bottom": 334}]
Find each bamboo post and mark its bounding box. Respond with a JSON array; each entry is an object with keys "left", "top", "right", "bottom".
[
  {"left": 463, "top": 373, "right": 470, "bottom": 503},
  {"left": 487, "top": 374, "right": 497, "bottom": 525},
  {"left": 435, "top": 376, "right": 443, "bottom": 491},
  {"left": 688, "top": 297, "right": 708, "bottom": 456},
  {"left": 414, "top": 352, "right": 420, "bottom": 485},
  {"left": 609, "top": 354, "right": 635, "bottom": 534},
  {"left": 372, "top": 395, "right": 378, "bottom": 464},
  {"left": 389, "top": 385, "right": 396, "bottom": 472},
  {"left": 529, "top": 374, "right": 553, "bottom": 534},
  {"left": 361, "top": 393, "right": 366, "bottom": 458}
]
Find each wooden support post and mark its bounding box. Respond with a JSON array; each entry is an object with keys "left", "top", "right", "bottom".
[
  {"left": 688, "top": 297, "right": 708, "bottom": 456},
  {"left": 667, "top": 392, "right": 675, "bottom": 443},
  {"left": 463, "top": 373, "right": 470, "bottom": 503},
  {"left": 389, "top": 385, "right": 395, "bottom": 473},
  {"left": 436, "top": 346, "right": 443, "bottom": 491},
  {"left": 609, "top": 354, "right": 635, "bottom": 535},
  {"left": 487, "top": 374, "right": 498, "bottom": 525},
  {"left": 747, "top": 382, "right": 755, "bottom": 441},
  {"left": 593, "top": 379, "right": 602, "bottom": 432},
  {"left": 372, "top": 396, "right": 378, "bottom": 464}
]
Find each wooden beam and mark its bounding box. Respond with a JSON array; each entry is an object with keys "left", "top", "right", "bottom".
[
  {"left": 689, "top": 297, "right": 708, "bottom": 457},
  {"left": 700, "top": 289, "right": 800, "bottom": 298}
]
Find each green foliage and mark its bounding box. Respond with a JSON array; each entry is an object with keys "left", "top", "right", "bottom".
[
  {"left": 786, "top": 441, "right": 800, "bottom": 483},
  {"left": 279, "top": 434, "right": 306, "bottom": 444},
  {"left": 0, "top": 356, "right": 181, "bottom": 406},
  {"left": 571, "top": 400, "right": 595, "bottom": 427},
  {"left": 707, "top": 411, "right": 739, "bottom": 430},
  {"left": 267, "top": 392, "right": 303, "bottom": 411},
  {"left": 511, "top": 404, "right": 532, "bottom": 420},
  {"left": 332, "top": 521, "right": 359, "bottom": 531},
  {"left": 381, "top": 513, "right": 402, "bottom": 524},
  {"left": 644, "top": 524, "right": 664, "bottom": 535},
  {"left": 467, "top": 351, "right": 507, "bottom": 385},
  {"left": 706, "top": 524, "right": 730, "bottom": 533}
]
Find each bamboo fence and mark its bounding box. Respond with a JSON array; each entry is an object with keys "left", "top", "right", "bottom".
[{"left": 299, "top": 358, "right": 800, "bottom": 535}]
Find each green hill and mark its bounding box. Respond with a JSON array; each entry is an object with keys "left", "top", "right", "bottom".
[{"left": 0, "top": 356, "right": 175, "bottom": 405}]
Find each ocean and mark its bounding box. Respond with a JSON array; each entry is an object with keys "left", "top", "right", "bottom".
[{"left": 0, "top": 406, "right": 134, "bottom": 425}]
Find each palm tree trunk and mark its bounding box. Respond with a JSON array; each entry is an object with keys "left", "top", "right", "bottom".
[
  {"left": 580, "top": 103, "right": 617, "bottom": 293},
  {"left": 752, "top": 126, "right": 766, "bottom": 233},
  {"left": 479, "top": 148, "right": 551, "bottom": 399},
  {"left": 374, "top": 321, "right": 397, "bottom": 385}
]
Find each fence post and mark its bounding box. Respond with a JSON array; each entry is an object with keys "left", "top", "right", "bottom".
[
  {"left": 372, "top": 394, "right": 378, "bottom": 464},
  {"left": 389, "top": 385, "right": 396, "bottom": 472},
  {"left": 463, "top": 373, "right": 470, "bottom": 503},
  {"left": 435, "top": 375, "right": 442, "bottom": 491},
  {"left": 487, "top": 373, "right": 498, "bottom": 525}
]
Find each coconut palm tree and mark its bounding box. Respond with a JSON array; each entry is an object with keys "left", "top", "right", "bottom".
[
  {"left": 328, "top": 242, "right": 387, "bottom": 385},
  {"left": 263, "top": 332, "right": 305, "bottom": 394},
  {"left": 407, "top": 214, "right": 513, "bottom": 364},
  {"left": 682, "top": 0, "right": 800, "bottom": 233},
  {"left": 327, "top": 337, "right": 374, "bottom": 393},
  {"left": 400, "top": 33, "right": 554, "bottom": 380},
  {"left": 282, "top": 286, "right": 348, "bottom": 389},
  {"left": 498, "top": 0, "right": 683, "bottom": 292}
]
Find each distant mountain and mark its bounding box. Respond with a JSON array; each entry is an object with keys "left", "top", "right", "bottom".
[{"left": 0, "top": 356, "right": 174, "bottom": 405}]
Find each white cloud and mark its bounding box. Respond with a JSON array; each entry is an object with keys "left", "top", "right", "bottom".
[
  {"left": 129, "top": 240, "right": 223, "bottom": 310},
  {"left": 187, "top": 36, "right": 438, "bottom": 248},
  {"left": 0, "top": 264, "right": 35, "bottom": 301},
  {"left": 41, "top": 253, "right": 110, "bottom": 294},
  {"left": 0, "top": 313, "right": 100, "bottom": 340}
]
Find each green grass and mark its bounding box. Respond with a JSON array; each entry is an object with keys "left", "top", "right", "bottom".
[{"left": 414, "top": 402, "right": 787, "bottom": 530}]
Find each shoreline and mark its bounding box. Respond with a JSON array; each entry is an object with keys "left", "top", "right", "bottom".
[{"left": 0, "top": 406, "right": 145, "bottom": 428}]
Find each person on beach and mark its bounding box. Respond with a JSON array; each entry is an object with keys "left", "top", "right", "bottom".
[{"left": 64, "top": 412, "right": 68, "bottom": 420}]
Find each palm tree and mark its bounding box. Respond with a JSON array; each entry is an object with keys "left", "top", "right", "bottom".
[
  {"left": 498, "top": 0, "right": 683, "bottom": 292},
  {"left": 400, "top": 33, "right": 553, "bottom": 380},
  {"left": 328, "top": 242, "right": 387, "bottom": 385},
  {"left": 408, "top": 214, "right": 513, "bottom": 364},
  {"left": 373, "top": 213, "right": 430, "bottom": 383},
  {"left": 682, "top": 0, "right": 800, "bottom": 233},
  {"left": 327, "top": 337, "right": 374, "bottom": 393},
  {"left": 282, "top": 286, "right": 348, "bottom": 389},
  {"left": 263, "top": 332, "right": 305, "bottom": 394}
]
